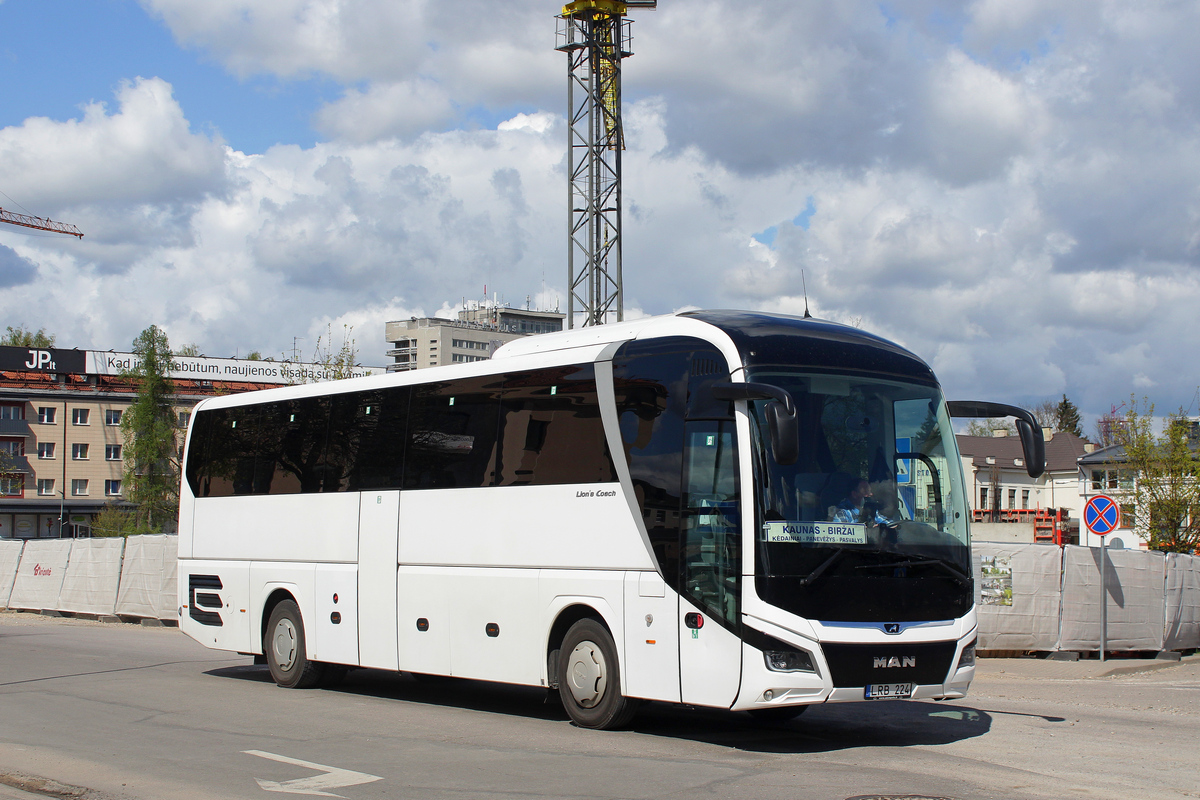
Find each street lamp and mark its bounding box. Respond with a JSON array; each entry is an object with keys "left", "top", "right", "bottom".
[{"left": 56, "top": 488, "right": 66, "bottom": 538}]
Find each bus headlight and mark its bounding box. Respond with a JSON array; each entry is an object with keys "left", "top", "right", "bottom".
[
  {"left": 764, "top": 649, "right": 816, "bottom": 673},
  {"left": 957, "top": 640, "right": 976, "bottom": 669}
]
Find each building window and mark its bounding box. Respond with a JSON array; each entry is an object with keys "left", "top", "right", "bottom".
[
  {"left": 0, "top": 476, "right": 23, "bottom": 496},
  {"left": 1090, "top": 469, "right": 1133, "bottom": 492},
  {"left": 0, "top": 404, "right": 24, "bottom": 420},
  {"left": 451, "top": 354, "right": 488, "bottom": 363},
  {"left": 38, "top": 407, "right": 56, "bottom": 424},
  {"left": 71, "top": 479, "right": 88, "bottom": 496},
  {"left": 1008, "top": 489, "right": 1016, "bottom": 510},
  {"left": 105, "top": 409, "right": 122, "bottom": 426},
  {"left": 1022, "top": 489, "right": 1030, "bottom": 509},
  {"left": 105, "top": 479, "right": 122, "bottom": 497},
  {"left": 0, "top": 438, "right": 23, "bottom": 458},
  {"left": 37, "top": 478, "right": 55, "bottom": 496},
  {"left": 38, "top": 442, "right": 55, "bottom": 459},
  {"left": 72, "top": 443, "right": 89, "bottom": 460},
  {"left": 980, "top": 487, "right": 989, "bottom": 510},
  {"left": 178, "top": 411, "right": 191, "bottom": 427},
  {"left": 105, "top": 444, "right": 122, "bottom": 461},
  {"left": 72, "top": 408, "right": 90, "bottom": 425}
]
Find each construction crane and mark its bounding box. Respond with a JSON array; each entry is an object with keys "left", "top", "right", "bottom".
[
  {"left": 556, "top": 0, "right": 655, "bottom": 328},
  {"left": 0, "top": 207, "right": 83, "bottom": 238}
]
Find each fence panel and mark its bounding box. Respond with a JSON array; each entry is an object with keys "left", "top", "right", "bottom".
[
  {"left": 0, "top": 539, "right": 25, "bottom": 608},
  {"left": 8, "top": 540, "right": 72, "bottom": 611},
  {"left": 975, "top": 542, "right": 1063, "bottom": 651},
  {"left": 1164, "top": 553, "right": 1200, "bottom": 651},
  {"left": 1060, "top": 545, "right": 1166, "bottom": 652},
  {"left": 56, "top": 538, "right": 126, "bottom": 616},
  {"left": 115, "top": 535, "right": 179, "bottom": 620}
]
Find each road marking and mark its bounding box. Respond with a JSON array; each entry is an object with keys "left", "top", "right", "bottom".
[{"left": 244, "top": 750, "right": 383, "bottom": 798}]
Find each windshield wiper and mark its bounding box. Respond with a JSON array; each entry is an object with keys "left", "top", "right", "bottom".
[
  {"left": 855, "top": 556, "right": 971, "bottom": 587},
  {"left": 796, "top": 548, "right": 849, "bottom": 587}
]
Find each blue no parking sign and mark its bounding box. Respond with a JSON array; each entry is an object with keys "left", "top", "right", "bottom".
[{"left": 1084, "top": 494, "right": 1121, "bottom": 536}]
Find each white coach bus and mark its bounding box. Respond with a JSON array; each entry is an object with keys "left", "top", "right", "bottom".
[{"left": 178, "top": 310, "right": 1044, "bottom": 729}]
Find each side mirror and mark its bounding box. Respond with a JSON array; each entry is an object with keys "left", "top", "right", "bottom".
[
  {"left": 765, "top": 400, "right": 798, "bottom": 465},
  {"left": 947, "top": 400, "right": 1046, "bottom": 479},
  {"left": 711, "top": 381, "right": 798, "bottom": 465}
]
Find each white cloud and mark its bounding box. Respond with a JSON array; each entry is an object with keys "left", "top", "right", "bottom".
[
  {"left": 3, "top": 0, "right": 1200, "bottom": 420},
  {"left": 312, "top": 79, "right": 456, "bottom": 142},
  {"left": 0, "top": 77, "right": 225, "bottom": 209}
]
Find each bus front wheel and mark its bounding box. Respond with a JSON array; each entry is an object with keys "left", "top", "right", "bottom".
[
  {"left": 557, "top": 618, "right": 638, "bottom": 730},
  {"left": 265, "top": 600, "right": 325, "bottom": 689}
]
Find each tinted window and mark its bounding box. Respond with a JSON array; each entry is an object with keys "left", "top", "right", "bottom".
[
  {"left": 496, "top": 364, "right": 615, "bottom": 486},
  {"left": 326, "top": 387, "right": 410, "bottom": 491},
  {"left": 188, "top": 396, "right": 332, "bottom": 497},
  {"left": 613, "top": 337, "right": 733, "bottom": 598},
  {"left": 404, "top": 375, "right": 504, "bottom": 489}
]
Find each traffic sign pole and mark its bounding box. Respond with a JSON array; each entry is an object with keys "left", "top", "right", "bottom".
[
  {"left": 1084, "top": 494, "right": 1121, "bottom": 662},
  {"left": 1100, "top": 537, "right": 1107, "bottom": 662}
]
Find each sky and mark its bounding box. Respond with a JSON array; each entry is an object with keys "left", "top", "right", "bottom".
[{"left": 2, "top": 0, "right": 1199, "bottom": 431}]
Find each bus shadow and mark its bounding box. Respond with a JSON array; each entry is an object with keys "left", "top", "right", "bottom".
[
  {"left": 207, "top": 663, "right": 569, "bottom": 723},
  {"left": 207, "top": 663, "right": 996, "bottom": 752},
  {"left": 629, "top": 700, "right": 994, "bottom": 753}
]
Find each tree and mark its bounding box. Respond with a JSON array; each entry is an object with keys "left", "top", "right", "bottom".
[
  {"left": 1055, "top": 394, "right": 1084, "bottom": 438},
  {"left": 2, "top": 325, "right": 54, "bottom": 347},
  {"left": 1119, "top": 399, "right": 1200, "bottom": 554},
  {"left": 965, "top": 418, "right": 1017, "bottom": 437},
  {"left": 92, "top": 505, "right": 140, "bottom": 538},
  {"left": 1029, "top": 398, "right": 1058, "bottom": 431},
  {"left": 175, "top": 343, "right": 202, "bottom": 357},
  {"left": 308, "top": 325, "right": 360, "bottom": 382},
  {"left": 120, "top": 325, "right": 181, "bottom": 532}
]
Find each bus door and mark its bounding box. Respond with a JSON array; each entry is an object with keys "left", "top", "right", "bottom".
[{"left": 678, "top": 420, "right": 743, "bottom": 707}]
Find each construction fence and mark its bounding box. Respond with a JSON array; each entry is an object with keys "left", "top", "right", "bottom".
[
  {"left": 0, "top": 535, "right": 177, "bottom": 621},
  {"left": 976, "top": 542, "right": 1200, "bottom": 653},
  {"left": 2, "top": 536, "right": 1198, "bottom": 654}
]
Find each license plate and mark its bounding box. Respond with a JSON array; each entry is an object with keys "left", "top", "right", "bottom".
[{"left": 865, "top": 682, "right": 913, "bottom": 699}]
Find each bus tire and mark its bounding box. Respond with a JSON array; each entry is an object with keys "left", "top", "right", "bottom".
[
  {"left": 557, "top": 618, "right": 639, "bottom": 730},
  {"left": 265, "top": 600, "right": 325, "bottom": 689}
]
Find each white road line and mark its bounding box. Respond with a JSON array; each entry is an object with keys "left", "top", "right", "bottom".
[{"left": 243, "top": 750, "right": 383, "bottom": 798}]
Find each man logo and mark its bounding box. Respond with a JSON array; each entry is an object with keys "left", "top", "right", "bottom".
[
  {"left": 884, "top": 623, "right": 901, "bottom": 634},
  {"left": 873, "top": 656, "right": 916, "bottom": 669}
]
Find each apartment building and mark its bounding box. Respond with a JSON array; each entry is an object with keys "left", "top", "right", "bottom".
[
  {"left": 0, "top": 345, "right": 383, "bottom": 538},
  {"left": 386, "top": 304, "right": 565, "bottom": 372}
]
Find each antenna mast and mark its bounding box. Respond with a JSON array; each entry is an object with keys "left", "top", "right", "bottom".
[{"left": 556, "top": 0, "right": 656, "bottom": 328}]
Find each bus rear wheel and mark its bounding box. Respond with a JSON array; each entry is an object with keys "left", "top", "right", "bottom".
[
  {"left": 557, "top": 618, "right": 638, "bottom": 730},
  {"left": 266, "top": 600, "right": 325, "bottom": 689}
]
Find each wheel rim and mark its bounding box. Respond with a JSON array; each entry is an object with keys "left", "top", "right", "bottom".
[
  {"left": 272, "top": 617, "right": 298, "bottom": 671},
  {"left": 566, "top": 640, "right": 607, "bottom": 708}
]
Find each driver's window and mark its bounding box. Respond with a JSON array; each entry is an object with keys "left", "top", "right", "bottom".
[
  {"left": 894, "top": 398, "right": 945, "bottom": 526},
  {"left": 681, "top": 420, "right": 740, "bottom": 626}
]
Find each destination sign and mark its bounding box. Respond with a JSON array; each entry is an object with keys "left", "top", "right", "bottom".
[{"left": 763, "top": 521, "right": 867, "bottom": 545}]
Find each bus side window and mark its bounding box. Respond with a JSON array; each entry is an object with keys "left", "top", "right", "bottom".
[
  {"left": 496, "top": 364, "right": 615, "bottom": 486},
  {"left": 326, "top": 387, "right": 410, "bottom": 491},
  {"left": 404, "top": 376, "right": 503, "bottom": 489},
  {"left": 264, "top": 396, "right": 332, "bottom": 495}
]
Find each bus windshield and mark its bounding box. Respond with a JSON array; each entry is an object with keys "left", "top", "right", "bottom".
[{"left": 746, "top": 369, "right": 972, "bottom": 623}]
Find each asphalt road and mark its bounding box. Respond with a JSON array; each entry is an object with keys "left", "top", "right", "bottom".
[{"left": 1, "top": 610, "right": 1197, "bottom": 800}]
